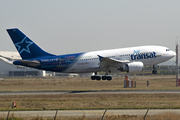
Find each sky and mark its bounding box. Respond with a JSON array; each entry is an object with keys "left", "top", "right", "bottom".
[{"left": 0, "top": 0, "right": 180, "bottom": 56}]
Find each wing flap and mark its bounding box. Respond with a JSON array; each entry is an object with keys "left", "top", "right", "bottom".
[{"left": 98, "top": 55, "right": 130, "bottom": 69}]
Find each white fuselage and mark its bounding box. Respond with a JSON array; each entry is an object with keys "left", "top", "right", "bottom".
[
  {"left": 7, "top": 28, "right": 176, "bottom": 77},
  {"left": 65, "top": 45, "right": 175, "bottom": 73}
]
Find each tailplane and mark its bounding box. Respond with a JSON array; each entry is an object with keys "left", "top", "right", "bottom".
[{"left": 7, "top": 28, "right": 54, "bottom": 59}]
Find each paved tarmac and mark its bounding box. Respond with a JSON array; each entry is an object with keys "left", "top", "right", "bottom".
[
  {"left": 0, "top": 90, "right": 180, "bottom": 95},
  {"left": 1, "top": 109, "right": 180, "bottom": 118}
]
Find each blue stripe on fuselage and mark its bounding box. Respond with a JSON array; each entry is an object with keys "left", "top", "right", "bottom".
[
  {"left": 15, "top": 52, "right": 84, "bottom": 72},
  {"left": 39, "top": 52, "right": 84, "bottom": 72}
]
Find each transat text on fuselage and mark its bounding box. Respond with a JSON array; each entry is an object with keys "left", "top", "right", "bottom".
[{"left": 131, "top": 52, "right": 156, "bottom": 60}]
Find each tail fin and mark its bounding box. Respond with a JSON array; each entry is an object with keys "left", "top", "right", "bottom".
[{"left": 7, "top": 28, "right": 54, "bottom": 59}]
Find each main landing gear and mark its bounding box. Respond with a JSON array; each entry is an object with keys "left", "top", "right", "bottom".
[
  {"left": 91, "top": 71, "right": 112, "bottom": 81},
  {"left": 91, "top": 76, "right": 112, "bottom": 81},
  {"left": 152, "top": 65, "right": 157, "bottom": 74}
]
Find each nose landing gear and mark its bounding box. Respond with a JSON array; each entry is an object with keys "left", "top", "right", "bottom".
[{"left": 152, "top": 65, "right": 157, "bottom": 74}]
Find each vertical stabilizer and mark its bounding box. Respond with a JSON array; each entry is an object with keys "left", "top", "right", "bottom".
[{"left": 7, "top": 28, "right": 54, "bottom": 59}]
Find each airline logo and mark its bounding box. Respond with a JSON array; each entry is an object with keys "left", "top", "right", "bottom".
[
  {"left": 15, "top": 37, "right": 33, "bottom": 54},
  {"left": 133, "top": 50, "right": 140, "bottom": 54},
  {"left": 131, "top": 51, "right": 156, "bottom": 60}
]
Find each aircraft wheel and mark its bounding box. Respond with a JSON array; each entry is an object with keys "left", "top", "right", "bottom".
[
  {"left": 152, "top": 70, "right": 157, "bottom": 74},
  {"left": 91, "top": 76, "right": 96, "bottom": 80},
  {"left": 96, "top": 76, "right": 101, "bottom": 81},
  {"left": 107, "top": 76, "right": 112, "bottom": 81},
  {"left": 102, "top": 76, "right": 107, "bottom": 80}
]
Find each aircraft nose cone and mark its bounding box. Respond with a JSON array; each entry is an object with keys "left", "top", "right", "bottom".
[
  {"left": 171, "top": 51, "right": 176, "bottom": 57},
  {"left": 168, "top": 51, "right": 176, "bottom": 58}
]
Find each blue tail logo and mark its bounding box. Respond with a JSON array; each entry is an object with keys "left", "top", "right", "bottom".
[
  {"left": 15, "top": 36, "right": 33, "bottom": 54},
  {"left": 7, "top": 28, "right": 54, "bottom": 59}
]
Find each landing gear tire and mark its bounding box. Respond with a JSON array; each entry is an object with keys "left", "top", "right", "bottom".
[
  {"left": 102, "top": 76, "right": 107, "bottom": 80},
  {"left": 91, "top": 76, "right": 96, "bottom": 80},
  {"left": 107, "top": 76, "right": 112, "bottom": 81},
  {"left": 152, "top": 65, "right": 157, "bottom": 74},
  {"left": 102, "top": 76, "right": 112, "bottom": 81},
  {"left": 152, "top": 70, "right": 157, "bottom": 74},
  {"left": 96, "top": 76, "right": 101, "bottom": 81},
  {"left": 91, "top": 76, "right": 101, "bottom": 80}
]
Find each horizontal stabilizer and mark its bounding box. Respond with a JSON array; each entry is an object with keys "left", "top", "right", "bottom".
[{"left": 13, "top": 60, "right": 40, "bottom": 67}]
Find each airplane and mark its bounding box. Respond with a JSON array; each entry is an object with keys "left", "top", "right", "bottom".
[{"left": 6, "top": 28, "right": 176, "bottom": 80}]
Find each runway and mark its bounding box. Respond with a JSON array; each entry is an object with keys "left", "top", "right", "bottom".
[
  {"left": 0, "top": 90, "right": 180, "bottom": 95},
  {"left": 1, "top": 109, "right": 180, "bottom": 117}
]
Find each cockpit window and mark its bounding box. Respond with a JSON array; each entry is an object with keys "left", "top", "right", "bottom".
[{"left": 166, "top": 49, "right": 170, "bottom": 51}]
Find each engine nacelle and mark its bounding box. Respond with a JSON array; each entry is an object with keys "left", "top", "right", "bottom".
[{"left": 118, "top": 61, "right": 144, "bottom": 73}]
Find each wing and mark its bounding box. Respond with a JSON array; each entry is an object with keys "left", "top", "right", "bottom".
[{"left": 98, "top": 55, "right": 130, "bottom": 69}]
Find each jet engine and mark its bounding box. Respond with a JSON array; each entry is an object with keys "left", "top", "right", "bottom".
[{"left": 117, "top": 61, "right": 144, "bottom": 73}]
